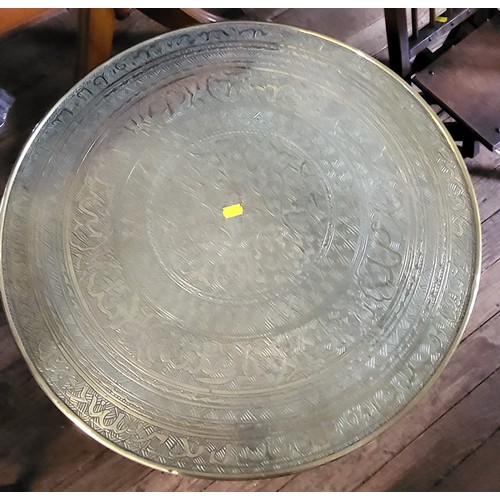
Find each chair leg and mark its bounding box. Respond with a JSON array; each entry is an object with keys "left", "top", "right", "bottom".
[
  {"left": 443, "top": 121, "right": 481, "bottom": 159},
  {"left": 384, "top": 8, "right": 411, "bottom": 78},
  {"left": 76, "top": 8, "right": 115, "bottom": 81},
  {"left": 461, "top": 138, "right": 481, "bottom": 159}
]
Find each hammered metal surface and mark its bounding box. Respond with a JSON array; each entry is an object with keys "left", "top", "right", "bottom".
[{"left": 0, "top": 22, "right": 480, "bottom": 478}]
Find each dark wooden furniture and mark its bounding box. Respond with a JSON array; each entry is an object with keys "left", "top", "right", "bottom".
[
  {"left": 384, "top": 8, "right": 500, "bottom": 158},
  {"left": 384, "top": 8, "right": 479, "bottom": 79},
  {"left": 413, "top": 15, "right": 500, "bottom": 155}
]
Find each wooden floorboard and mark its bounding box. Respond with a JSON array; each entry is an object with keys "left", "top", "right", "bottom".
[
  {"left": 468, "top": 158, "right": 500, "bottom": 222},
  {"left": 432, "top": 428, "right": 500, "bottom": 491},
  {"left": 0, "top": 324, "right": 20, "bottom": 371},
  {"left": 481, "top": 209, "right": 500, "bottom": 269},
  {"left": 0, "top": 8, "right": 499, "bottom": 492},
  {"left": 358, "top": 367, "right": 500, "bottom": 491},
  {"left": 130, "top": 473, "right": 212, "bottom": 493},
  {"left": 273, "top": 8, "right": 384, "bottom": 49},
  {"left": 464, "top": 257, "right": 500, "bottom": 338}
]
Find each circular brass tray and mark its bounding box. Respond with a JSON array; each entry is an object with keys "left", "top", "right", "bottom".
[{"left": 0, "top": 22, "right": 481, "bottom": 479}]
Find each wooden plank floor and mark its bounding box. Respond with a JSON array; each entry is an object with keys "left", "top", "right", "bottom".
[{"left": 1, "top": 8, "right": 499, "bottom": 492}]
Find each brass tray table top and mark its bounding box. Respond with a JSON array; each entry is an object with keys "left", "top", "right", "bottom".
[{"left": 0, "top": 22, "right": 481, "bottom": 479}]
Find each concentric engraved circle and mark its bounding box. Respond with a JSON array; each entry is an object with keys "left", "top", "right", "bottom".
[
  {"left": 0, "top": 22, "right": 480, "bottom": 479},
  {"left": 142, "top": 130, "right": 333, "bottom": 303}
]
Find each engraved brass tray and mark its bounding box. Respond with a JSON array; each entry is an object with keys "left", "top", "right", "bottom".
[{"left": 0, "top": 22, "right": 481, "bottom": 479}]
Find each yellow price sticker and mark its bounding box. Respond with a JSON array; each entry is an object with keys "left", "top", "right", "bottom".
[
  {"left": 222, "top": 203, "right": 244, "bottom": 219},
  {"left": 436, "top": 16, "right": 448, "bottom": 23}
]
